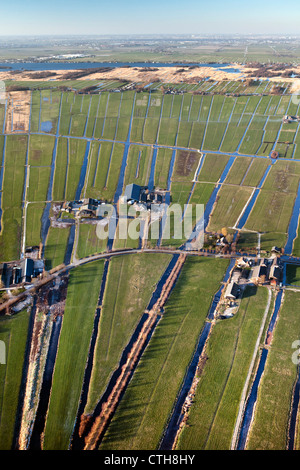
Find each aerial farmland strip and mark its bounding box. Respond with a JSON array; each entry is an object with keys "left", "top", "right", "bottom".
[
  {"left": 238, "top": 289, "right": 300, "bottom": 450},
  {"left": 98, "top": 257, "right": 228, "bottom": 450},
  {"left": 41, "top": 260, "right": 105, "bottom": 450},
  {"left": 81, "top": 253, "right": 185, "bottom": 450}
]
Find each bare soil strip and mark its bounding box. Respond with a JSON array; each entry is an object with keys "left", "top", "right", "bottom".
[{"left": 5, "top": 90, "right": 31, "bottom": 133}]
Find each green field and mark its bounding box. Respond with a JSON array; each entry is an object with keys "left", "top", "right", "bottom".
[
  {"left": 0, "top": 135, "right": 27, "bottom": 261},
  {"left": 84, "top": 253, "right": 172, "bottom": 415},
  {"left": 100, "top": 257, "right": 229, "bottom": 450},
  {"left": 43, "top": 260, "right": 105, "bottom": 450},
  {"left": 246, "top": 291, "right": 300, "bottom": 450},
  {"left": 1, "top": 75, "right": 300, "bottom": 452},
  {"left": 44, "top": 226, "right": 71, "bottom": 269},
  {"left": 208, "top": 185, "right": 253, "bottom": 232},
  {"left": 176, "top": 285, "right": 270, "bottom": 450},
  {"left": 0, "top": 309, "right": 31, "bottom": 449},
  {"left": 76, "top": 223, "right": 109, "bottom": 259}
]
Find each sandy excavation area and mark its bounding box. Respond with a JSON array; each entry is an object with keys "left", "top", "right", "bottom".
[
  {"left": 242, "top": 65, "right": 300, "bottom": 91},
  {"left": 1, "top": 63, "right": 300, "bottom": 96},
  {"left": 5, "top": 90, "right": 31, "bottom": 133},
  {"left": 84, "top": 64, "right": 246, "bottom": 83},
  {"left": 0, "top": 64, "right": 246, "bottom": 84}
]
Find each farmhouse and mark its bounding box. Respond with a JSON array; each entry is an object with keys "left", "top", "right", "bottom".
[
  {"left": 224, "top": 281, "right": 240, "bottom": 300},
  {"left": 1, "top": 258, "right": 45, "bottom": 287},
  {"left": 231, "top": 268, "right": 243, "bottom": 284},
  {"left": 123, "top": 184, "right": 163, "bottom": 208},
  {"left": 268, "top": 256, "right": 283, "bottom": 284},
  {"left": 283, "top": 115, "right": 300, "bottom": 123},
  {"left": 249, "top": 256, "right": 283, "bottom": 286},
  {"left": 63, "top": 198, "right": 105, "bottom": 217},
  {"left": 236, "top": 256, "right": 254, "bottom": 269},
  {"left": 250, "top": 259, "right": 268, "bottom": 284}
]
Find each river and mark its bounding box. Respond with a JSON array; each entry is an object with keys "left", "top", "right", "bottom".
[{"left": 0, "top": 62, "right": 242, "bottom": 72}]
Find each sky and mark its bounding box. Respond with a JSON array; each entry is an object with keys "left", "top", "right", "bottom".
[{"left": 1, "top": 0, "right": 300, "bottom": 36}]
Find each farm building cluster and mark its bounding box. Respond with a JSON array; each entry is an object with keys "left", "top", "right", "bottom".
[
  {"left": 61, "top": 186, "right": 165, "bottom": 219},
  {"left": 230, "top": 255, "right": 282, "bottom": 294},
  {"left": 123, "top": 184, "right": 164, "bottom": 210},
  {"left": 219, "top": 253, "right": 283, "bottom": 319},
  {"left": 227, "top": 254, "right": 283, "bottom": 297},
  {"left": 61, "top": 198, "right": 105, "bottom": 218},
  {"left": 1, "top": 257, "right": 45, "bottom": 288},
  {"left": 282, "top": 114, "right": 300, "bottom": 123}
]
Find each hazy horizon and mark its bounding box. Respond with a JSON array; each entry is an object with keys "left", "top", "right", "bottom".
[
  {"left": 1, "top": 33, "right": 300, "bottom": 38},
  {"left": 2, "top": 0, "right": 300, "bottom": 36}
]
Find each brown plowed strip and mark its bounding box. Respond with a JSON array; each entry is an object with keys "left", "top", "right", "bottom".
[{"left": 5, "top": 90, "right": 31, "bottom": 133}]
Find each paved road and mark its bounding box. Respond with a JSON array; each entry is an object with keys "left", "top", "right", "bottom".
[
  {"left": 1, "top": 246, "right": 300, "bottom": 313},
  {"left": 0, "top": 247, "right": 232, "bottom": 312}
]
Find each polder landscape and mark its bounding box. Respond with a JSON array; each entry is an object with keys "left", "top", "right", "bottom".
[{"left": 1, "top": 37, "right": 300, "bottom": 453}]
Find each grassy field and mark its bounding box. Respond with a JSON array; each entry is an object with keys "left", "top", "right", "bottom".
[
  {"left": 240, "top": 160, "right": 300, "bottom": 249},
  {"left": 31, "top": 90, "right": 61, "bottom": 134},
  {"left": 28, "top": 134, "right": 55, "bottom": 166},
  {"left": 197, "top": 154, "right": 230, "bottom": 183},
  {"left": 28, "top": 166, "right": 51, "bottom": 202},
  {"left": 246, "top": 291, "right": 300, "bottom": 450},
  {"left": 44, "top": 226, "right": 71, "bottom": 269},
  {"left": 154, "top": 148, "right": 174, "bottom": 189},
  {"left": 76, "top": 223, "right": 108, "bottom": 259},
  {"left": 0, "top": 135, "right": 27, "bottom": 261},
  {"left": 123, "top": 145, "right": 153, "bottom": 188},
  {"left": 160, "top": 181, "right": 214, "bottom": 248},
  {"left": 0, "top": 308, "right": 31, "bottom": 449},
  {"left": 245, "top": 190, "right": 296, "bottom": 234},
  {"left": 1, "top": 80, "right": 300, "bottom": 451},
  {"left": 100, "top": 257, "right": 229, "bottom": 450},
  {"left": 172, "top": 149, "right": 201, "bottom": 183},
  {"left": 64, "top": 138, "right": 87, "bottom": 200},
  {"left": 224, "top": 157, "right": 252, "bottom": 185},
  {"left": 84, "top": 253, "right": 172, "bottom": 415},
  {"left": 25, "top": 202, "right": 45, "bottom": 246},
  {"left": 241, "top": 158, "right": 270, "bottom": 187},
  {"left": 112, "top": 217, "right": 141, "bottom": 251},
  {"left": 176, "top": 285, "right": 269, "bottom": 450},
  {"left": 83, "top": 141, "right": 125, "bottom": 202},
  {"left": 43, "top": 260, "right": 105, "bottom": 450},
  {"left": 207, "top": 185, "right": 253, "bottom": 232}
]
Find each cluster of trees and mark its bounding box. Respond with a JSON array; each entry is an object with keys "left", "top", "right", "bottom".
[
  {"left": 271, "top": 85, "right": 285, "bottom": 95},
  {"left": 139, "top": 67, "right": 159, "bottom": 72},
  {"left": 247, "top": 62, "right": 298, "bottom": 79},
  {"left": 61, "top": 67, "right": 111, "bottom": 80},
  {"left": 30, "top": 71, "right": 57, "bottom": 79}
]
